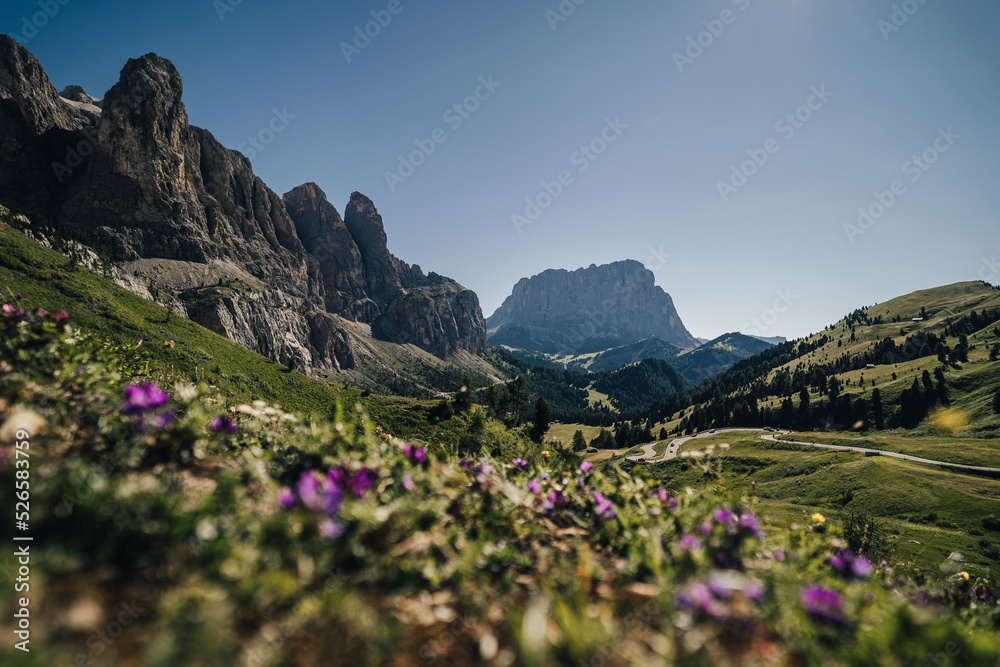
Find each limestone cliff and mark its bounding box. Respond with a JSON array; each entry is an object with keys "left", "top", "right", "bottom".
[{"left": 0, "top": 35, "right": 487, "bottom": 375}]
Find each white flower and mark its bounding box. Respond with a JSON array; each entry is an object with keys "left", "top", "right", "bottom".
[{"left": 174, "top": 383, "right": 198, "bottom": 402}]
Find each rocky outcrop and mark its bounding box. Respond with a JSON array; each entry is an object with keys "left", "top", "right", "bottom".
[
  {"left": 0, "top": 35, "right": 487, "bottom": 373},
  {"left": 282, "top": 183, "right": 375, "bottom": 321},
  {"left": 0, "top": 37, "right": 86, "bottom": 135},
  {"left": 375, "top": 285, "right": 487, "bottom": 359},
  {"left": 285, "top": 187, "right": 486, "bottom": 358},
  {"left": 487, "top": 260, "right": 697, "bottom": 354},
  {"left": 59, "top": 85, "right": 102, "bottom": 107}
]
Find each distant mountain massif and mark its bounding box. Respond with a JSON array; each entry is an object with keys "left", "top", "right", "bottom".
[{"left": 487, "top": 260, "right": 776, "bottom": 384}]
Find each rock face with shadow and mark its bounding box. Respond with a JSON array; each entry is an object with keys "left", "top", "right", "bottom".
[{"left": 0, "top": 35, "right": 487, "bottom": 374}]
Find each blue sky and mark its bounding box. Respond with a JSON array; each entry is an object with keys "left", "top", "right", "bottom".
[{"left": 3, "top": 0, "right": 999, "bottom": 340}]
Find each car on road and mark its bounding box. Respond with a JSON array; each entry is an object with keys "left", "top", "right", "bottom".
[{"left": 709, "top": 429, "right": 716, "bottom": 433}]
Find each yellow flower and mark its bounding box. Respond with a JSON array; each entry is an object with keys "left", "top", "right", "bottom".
[
  {"left": 811, "top": 512, "right": 826, "bottom": 526},
  {"left": 163, "top": 340, "right": 176, "bottom": 349},
  {"left": 542, "top": 450, "right": 550, "bottom": 459},
  {"left": 960, "top": 571, "right": 969, "bottom": 581}
]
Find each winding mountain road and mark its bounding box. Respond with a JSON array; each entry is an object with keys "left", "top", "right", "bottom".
[{"left": 624, "top": 428, "right": 1000, "bottom": 474}]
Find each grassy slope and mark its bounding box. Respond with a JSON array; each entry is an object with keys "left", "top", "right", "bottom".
[
  {"left": 635, "top": 283, "right": 1000, "bottom": 570},
  {"left": 765, "top": 281, "right": 1000, "bottom": 434},
  {"left": 653, "top": 431, "right": 1000, "bottom": 575}
]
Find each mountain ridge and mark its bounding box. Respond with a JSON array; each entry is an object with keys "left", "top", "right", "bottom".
[{"left": 0, "top": 36, "right": 487, "bottom": 377}]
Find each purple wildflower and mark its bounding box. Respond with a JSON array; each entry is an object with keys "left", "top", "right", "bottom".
[
  {"left": 544, "top": 490, "right": 568, "bottom": 512},
  {"left": 319, "top": 517, "right": 343, "bottom": 539},
  {"left": 743, "top": 578, "right": 765, "bottom": 600},
  {"left": 852, "top": 557, "right": 873, "bottom": 578},
  {"left": 211, "top": 415, "right": 237, "bottom": 434},
  {"left": 297, "top": 473, "right": 322, "bottom": 511},
  {"left": 829, "top": 550, "right": 872, "bottom": 579},
  {"left": 594, "top": 492, "right": 615, "bottom": 520},
  {"left": 773, "top": 550, "right": 786, "bottom": 562},
  {"left": 2, "top": 304, "right": 27, "bottom": 320},
  {"left": 579, "top": 461, "right": 594, "bottom": 474},
  {"left": 321, "top": 483, "right": 343, "bottom": 515},
  {"left": 801, "top": 585, "right": 844, "bottom": 625},
  {"left": 677, "top": 534, "right": 701, "bottom": 551},
  {"left": 152, "top": 409, "right": 175, "bottom": 429},
  {"left": 278, "top": 487, "right": 296, "bottom": 509},
  {"left": 738, "top": 513, "right": 762, "bottom": 539},
  {"left": 527, "top": 478, "right": 541, "bottom": 494},
  {"left": 403, "top": 445, "right": 427, "bottom": 465},
  {"left": 330, "top": 466, "right": 376, "bottom": 498},
  {"left": 15, "top": 294, "right": 24, "bottom": 300},
  {"left": 714, "top": 508, "right": 737, "bottom": 526},
  {"left": 54, "top": 311, "right": 70, "bottom": 324},
  {"left": 666, "top": 497, "right": 678, "bottom": 510},
  {"left": 122, "top": 382, "right": 169, "bottom": 416},
  {"left": 402, "top": 473, "right": 415, "bottom": 491},
  {"left": 700, "top": 521, "right": 713, "bottom": 536},
  {"left": 512, "top": 458, "right": 529, "bottom": 468},
  {"left": 679, "top": 581, "right": 729, "bottom": 620}
]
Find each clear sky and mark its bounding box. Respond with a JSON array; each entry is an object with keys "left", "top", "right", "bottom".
[{"left": 3, "top": 0, "right": 999, "bottom": 341}]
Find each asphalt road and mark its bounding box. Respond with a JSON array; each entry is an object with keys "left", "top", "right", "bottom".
[{"left": 624, "top": 428, "right": 1000, "bottom": 473}]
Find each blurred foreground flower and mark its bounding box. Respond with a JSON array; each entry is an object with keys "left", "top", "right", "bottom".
[
  {"left": 801, "top": 585, "right": 843, "bottom": 626},
  {"left": 122, "top": 382, "right": 169, "bottom": 416},
  {"left": 211, "top": 415, "right": 237, "bottom": 434},
  {"left": 830, "top": 550, "right": 872, "bottom": 580}
]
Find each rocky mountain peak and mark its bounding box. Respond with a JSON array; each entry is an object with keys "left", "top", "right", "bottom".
[
  {"left": 96, "top": 53, "right": 189, "bottom": 184},
  {"left": 344, "top": 191, "right": 389, "bottom": 255},
  {"left": 284, "top": 183, "right": 345, "bottom": 240},
  {"left": 59, "top": 85, "right": 103, "bottom": 107},
  {"left": 487, "top": 260, "right": 697, "bottom": 354},
  {"left": 0, "top": 34, "right": 85, "bottom": 133}
]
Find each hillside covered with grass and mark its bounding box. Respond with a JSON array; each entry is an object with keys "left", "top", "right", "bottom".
[{"left": 2, "top": 250, "right": 1000, "bottom": 666}]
